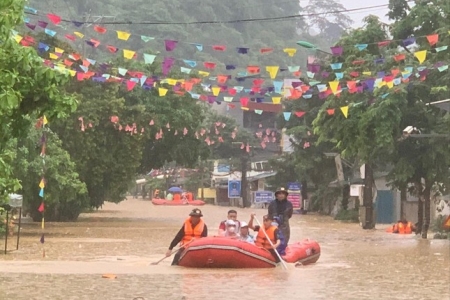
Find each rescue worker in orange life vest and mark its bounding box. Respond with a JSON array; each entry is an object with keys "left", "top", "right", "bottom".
[
  {"left": 166, "top": 208, "right": 208, "bottom": 265},
  {"left": 392, "top": 218, "right": 416, "bottom": 234},
  {"left": 248, "top": 214, "right": 281, "bottom": 263}
]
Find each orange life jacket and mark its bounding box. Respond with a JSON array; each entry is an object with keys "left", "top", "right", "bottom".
[
  {"left": 255, "top": 225, "right": 277, "bottom": 249},
  {"left": 397, "top": 222, "right": 412, "bottom": 234},
  {"left": 181, "top": 217, "right": 205, "bottom": 245}
]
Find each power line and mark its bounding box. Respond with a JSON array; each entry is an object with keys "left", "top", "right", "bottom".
[{"left": 24, "top": 2, "right": 414, "bottom": 26}]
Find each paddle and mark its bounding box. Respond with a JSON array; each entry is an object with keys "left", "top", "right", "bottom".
[
  {"left": 149, "top": 239, "right": 195, "bottom": 266},
  {"left": 254, "top": 216, "right": 288, "bottom": 270}
]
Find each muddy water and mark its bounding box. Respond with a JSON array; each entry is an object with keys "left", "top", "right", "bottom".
[{"left": 0, "top": 198, "right": 449, "bottom": 300}]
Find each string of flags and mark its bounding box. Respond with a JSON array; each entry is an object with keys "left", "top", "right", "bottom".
[
  {"left": 23, "top": 6, "right": 450, "bottom": 61},
  {"left": 20, "top": 12, "right": 450, "bottom": 80},
  {"left": 35, "top": 115, "right": 48, "bottom": 257},
  {"left": 83, "top": 116, "right": 282, "bottom": 149},
  {"left": 14, "top": 30, "right": 449, "bottom": 103}
]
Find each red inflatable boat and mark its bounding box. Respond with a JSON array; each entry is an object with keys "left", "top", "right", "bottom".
[
  {"left": 151, "top": 199, "right": 206, "bottom": 206},
  {"left": 177, "top": 237, "right": 320, "bottom": 268}
]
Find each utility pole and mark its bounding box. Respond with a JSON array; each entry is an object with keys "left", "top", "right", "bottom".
[
  {"left": 362, "top": 164, "right": 375, "bottom": 229},
  {"left": 240, "top": 152, "right": 250, "bottom": 208}
]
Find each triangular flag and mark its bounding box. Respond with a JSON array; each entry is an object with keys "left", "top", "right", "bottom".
[
  {"left": 126, "top": 80, "right": 137, "bottom": 91},
  {"left": 272, "top": 97, "right": 281, "bottom": 104},
  {"left": 39, "top": 179, "right": 45, "bottom": 189},
  {"left": 329, "top": 81, "right": 340, "bottom": 94},
  {"left": 326, "top": 109, "right": 335, "bottom": 115},
  {"left": 117, "top": 31, "right": 131, "bottom": 41},
  {"left": 426, "top": 34, "right": 438, "bottom": 46},
  {"left": 143, "top": 53, "right": 156, "bottom": 64},
  {"left": 43, "top": 115, "right": 48, "bottom": 125},
  {"left": 46, "top": 13, "right": 61, "bottom": 25},
  {"left": 141, "top": 35, "right": 154, "bottom": 42},
  {"left": 340, "top": 106, "right": 349, "bottom": 118},
  {"left": 93, "top": 25, "right": 107, "bottom": 34},
  {"left": 39, "top": 188, "right": 44, "bottom": 198},
  {"left": 294, "top": 111, "right": 306, "bottom": 118},
  {"left": 223, "top": 97, "right": 233, "bottom": 102},
  {"left": 123, "top": 49, "right": 135, "bottom": 59},
  {"left": 283, "top": 112, "right": 292, "bottom": 121},
  {"left": 283, "top": 48, "right": 297, "bottom": 57},
  {"left": 414, "top": 50, "right": 427, "bottom": 64},
  {"left": 265, "top": 66, "right": 279, "bottom": 79},
  {"left": 212, "top": 87, "right": 221, "bottom": 96},
  {"left": 158, "top": 88, "right": 168, "bottom": 96},
  {"left": 38, "top": 202, "right": 44, "bottom": 212},
  {"left": 254, "top": 109, "right": 263, "bottom": 115}
]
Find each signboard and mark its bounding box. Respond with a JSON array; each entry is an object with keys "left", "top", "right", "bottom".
[
  {"left": 254, "top": 191, "right": 274, "bottom": 204},
  {"left": 228, "top": 180, "right": 241, "bottom": 199},
  {"left": 287, "top": 182, "right": 302, "bottom": 209},
  {"left": 8, "top": 194, "right": 23, "bottom": 208}
]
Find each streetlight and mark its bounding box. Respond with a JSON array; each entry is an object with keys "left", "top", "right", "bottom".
[{"left": 296, "top": 40, "right": 333, "bottom": 55}]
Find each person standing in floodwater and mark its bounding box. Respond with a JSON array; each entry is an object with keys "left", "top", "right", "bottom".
[{"left": 268, "top": 187, "right": 293, "bottom": 244}]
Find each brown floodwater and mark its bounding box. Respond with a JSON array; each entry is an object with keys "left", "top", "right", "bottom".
[{"left": 0, "top": 198, "right": 449, "bottom": 300}]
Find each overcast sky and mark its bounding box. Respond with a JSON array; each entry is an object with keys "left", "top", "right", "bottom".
[
  {"left": 304, "top": 0, "right": 392, "bottom": 28},
  {"left": 339, "top": 0, "right": 391, "bottom": 27}
]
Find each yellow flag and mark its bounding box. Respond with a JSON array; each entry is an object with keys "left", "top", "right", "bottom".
[
  {"left": 212, "top": 86, "right": 221, "bottom": 96},
  {"left": 283, "top": 48, "right": 297, "bottom": 57},
  {"left": 386, "top": 81, "right": 394, "bottom": 89},
  {"left": 166, "top": 79, "right": 177, "bottom": 86},
  {"left": 74, "top": 31, "right": 84, "bottom": 38},
  {"left": 362, "top": 71, "right": 372, "bottom": 76},
  {"left": 117, "top": 31, "right": 131, "bottom": 41},
  {"left": 265, "top": 66, "right": 279, "bottom": 79},
  {"left": 272, "top": 97, "right": 281, "bottom": 104},
  {"left": 329, "top": 81, "right": 340, "bottom": 94},
  {"left": 198, "top": 71, "right": 210, "bottom": 77},
  {"left": 39, "top": 179, "right": 45, "bottom": 189},
  {"left": 158, "top": 88, "right": 168, "bottom": 97},
  {"left": 68, "top": 70, "right": 76, "bottom": 77},
  {"left": 241, "top": 107, "right": 250, "bottom": 111},
  {"left": 123, "top": 49, "right": 135, "bottom": 59},
  {"left": 43, "top": 115, "right": 48, "bottom": 125},
  {"left": 414, "top": 50, "right": 427, "bottom": 64},
  {"left": 14, "top": 34, "right": 23, "bottom": 43},
  {"left": 49, "top": 53, "right": 59, "bottom": 60},
  {"left": 41, "top": 218, "right": 45, "bottom": 229},
  {"left": 55, "top": 47, "right": 64, "bottom": 54},
  {"left": 340, "top": 106, "right": 349, "bottom": 118},
  {"left": 377, "top": 81, "right": 386, "bottom": 88}
]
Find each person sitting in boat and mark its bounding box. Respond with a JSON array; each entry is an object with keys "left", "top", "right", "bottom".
[
  {"left": 218, "top": 210, "right": 241, "bottom": 236},
  {"left": 238, "top": 221, "right": 254, "bottom": 244},
  {"left": 165, "top": 208, "right": 208, "bottom": 265},
  {"left": 271, "top": 217, "right": 287, "bottom": 255},
  {"left": 386, "top": 218, "right": 416, "bottom": 234},
  {"left": 224, "top": 220, "right": 239, "bottom": 238},
  {"left": 248, "top": 214, "right": 281, "bottom": 263},
  {"left": 268, "top": 187, "right": 293, "bottom": 244}
]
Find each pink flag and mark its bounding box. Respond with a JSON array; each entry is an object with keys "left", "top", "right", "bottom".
[{"left": 165, "top": 40, "right": 178, "bottom": 51}]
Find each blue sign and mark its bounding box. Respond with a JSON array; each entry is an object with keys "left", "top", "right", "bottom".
[
  {"left": 228, "top": 180, "right": 241, "bottom": 198},
  {"left": 287, "top": 182, "right": 302, "bottom": 191},
  {"left": 254, "top": 191, "right": 274, "bottom": 204}
]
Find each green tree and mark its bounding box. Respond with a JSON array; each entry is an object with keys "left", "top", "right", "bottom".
[
  {"left": 386, "top": 0, "right": 450, "bottom": 237},
  {"left": 0, "top": 0, "right": 76, "bottom": 203},
  {"left": 13, "top": 124, "right": 88, "bottom": 221}
]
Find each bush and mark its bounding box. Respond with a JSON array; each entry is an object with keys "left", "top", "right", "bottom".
[
  {"left": 432, "top": 214, "right": 450, "bottom": 239},
  {"left": 334, "top": 209, "right": 359, "bottom": 223}
]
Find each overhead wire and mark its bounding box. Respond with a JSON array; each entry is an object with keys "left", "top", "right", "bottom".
[{"left": 23, "top": 2, "right": 416, "bottom": 26}]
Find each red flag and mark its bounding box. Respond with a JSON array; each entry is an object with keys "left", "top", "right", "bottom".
[
  {"left": 47, "top": 13, "right": 61, "bottom": 25},
  {"left": 93, "top": 25, "right": 107, "bottom": 34},
  {"left": 38, "top": 202, "right": 45, "bottom": 213}
]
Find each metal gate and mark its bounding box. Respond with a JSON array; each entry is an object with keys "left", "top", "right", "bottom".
[{"left": 375, "top": 190, "right": 395, "bottom": 224}]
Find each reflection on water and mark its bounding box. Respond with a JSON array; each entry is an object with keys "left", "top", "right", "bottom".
[{"left": 0, "top": 198, "right": 449, "bottom": 300}]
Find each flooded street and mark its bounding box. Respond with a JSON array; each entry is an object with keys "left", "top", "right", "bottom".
[{"left": 1, "top": 198, "right": 449, "bottom": 300}]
